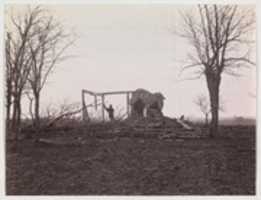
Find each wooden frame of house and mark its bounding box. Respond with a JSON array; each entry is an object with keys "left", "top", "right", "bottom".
[{"left": 81, "top": 89, "right": 134, "bottom": 122}]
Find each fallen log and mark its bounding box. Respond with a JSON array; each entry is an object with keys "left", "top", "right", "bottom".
[
  {"left": 36, "top": 138, "right": 85, "bottom": 146},
  {"left": 45, "top": 102, "right": 102, "bottom": 129},
  {"left": 46, "top": 108, "right": 83, "bottom": 128}
]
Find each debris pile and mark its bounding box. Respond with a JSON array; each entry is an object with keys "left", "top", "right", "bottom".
[{"left": 125, "top": 116, "right": 203, "bottom": 139}]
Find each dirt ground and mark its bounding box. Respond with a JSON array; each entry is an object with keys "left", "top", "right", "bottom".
[{"left": 6, "top": 124, "right": 255, "bottom": 195}]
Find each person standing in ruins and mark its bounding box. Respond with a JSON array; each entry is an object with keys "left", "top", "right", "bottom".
[{"left": 103, "top": 104, "right": 114, "bottom": 121}]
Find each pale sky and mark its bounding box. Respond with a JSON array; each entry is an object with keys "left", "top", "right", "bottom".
[{"left": 7, "top": 4, "right": 256, "bottom": 119}]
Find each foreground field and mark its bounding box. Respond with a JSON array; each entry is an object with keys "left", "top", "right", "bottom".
[{"left": 6, "top": 124, "right": 255, "bottom": 195}]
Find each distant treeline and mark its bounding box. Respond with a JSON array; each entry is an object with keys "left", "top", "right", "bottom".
[{"left": 189, "top": 117, "right": 256, "bottom": 126}]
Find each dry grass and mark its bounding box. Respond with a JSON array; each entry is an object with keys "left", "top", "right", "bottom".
[{"left": 6, "top": 123, "right": 255, "bottom": 195}]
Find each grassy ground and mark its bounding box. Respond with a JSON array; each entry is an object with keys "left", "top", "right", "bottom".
[{"left": 6, "top": 124, "right": 255, "bottom": 195}]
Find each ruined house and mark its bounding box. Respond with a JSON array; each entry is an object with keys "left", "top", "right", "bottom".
[{"left": 130, "top": 88, "right": 165, "bottom": 119}]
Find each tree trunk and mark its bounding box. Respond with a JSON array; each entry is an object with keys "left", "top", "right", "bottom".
[
  {"left": 210, "top": 111, "right": 218, "bottom": 136},
  {"left": 6, "top": 90, "right": 11, "bottom": 131},
  {"left": 11, "top": 96, "right": 17, "bottom": 131},
  {"left": 209, "top": 84, "right": 220, "bottom": 137},
  {"left": 206, "top": 74, "right": 220, "bottom": 137},
  {"left": 34, "top": 91, "right": 40, "bottom": 129},
  {"left": 205, "top": 113, "right": 209, "bottom": 127},
  {"left": 16, "top": 97, "right": 21, "bottom": 129},
  {"left": 11, "top": 94, "right": 21, "bottom": 139}
]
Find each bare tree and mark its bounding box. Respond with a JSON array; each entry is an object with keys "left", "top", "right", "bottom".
[
  {"left": 25, "top": 91, "right": 35, "bottom": 122},
  {"left": 194, "top": 94, "right": 225, "bottom": 126},
  {"left": 5, "top": 32, "right": 13, "bottom": 130},
  {"left": 5, "top": 7, "right": 43, "bottom": 136},
  {"left": 26, "top": 7, "right": 74, "bottom": 129},
  {"left": 194, "top": 94, "right": 210, "bottom": 126},
  {"left": 179, "top": 5, "right": 255, "bottom": 136}
]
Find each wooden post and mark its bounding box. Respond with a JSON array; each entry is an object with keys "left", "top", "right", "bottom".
[
  {"left": 81, "top": 90, "right": 88, "bottom": 121},
  {"left": 101, "top": 94, "right": 105, "bottom": 122},
  {"left": 81, "top": 90, "right": 85, "bottom": 121},
  {"left": 129, "top": 92, "right": 132, "bottom": 116},
  {"left": 126, "top": 92, "right": 130, "bottom": 117},
  {"left": 94, "top": 95, "right": 97, "bottom": 110}
]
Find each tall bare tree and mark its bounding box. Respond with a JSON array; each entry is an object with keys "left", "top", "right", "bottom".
[
  {"left": 194, "top": 94, "right": 224, "bottom": 126},
  {"left": 179, "top": 5, "right": 255, "bottom": 136},
  {"left": 26, "top": 7, "right": 74, "bottom": 129},
  {"left": 5, "top": 32, "right": 13, "bottom": 130},
  {"left": 5, "top": 7, "right": 43, "bottom": 136}
]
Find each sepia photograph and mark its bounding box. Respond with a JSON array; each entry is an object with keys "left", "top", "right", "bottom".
[{"left": 3, "top": 1, "right": 257, "bottom": 196}]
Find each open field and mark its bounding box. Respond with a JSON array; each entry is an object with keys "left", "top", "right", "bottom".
[{"left": 6, "top": 123, "right": 255, "bottom": 195}]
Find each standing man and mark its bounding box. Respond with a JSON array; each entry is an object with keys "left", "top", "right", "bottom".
[{"left": 103, "top": 104, "right": 114, "bottom": 121}]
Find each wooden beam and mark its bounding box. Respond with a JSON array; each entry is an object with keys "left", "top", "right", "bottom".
[
  {"left": 82, "top": 89, "right": 134, "bottom": 96},
  {"left": 101, "top": 94, "right": 105, "bottom": 122},
  {"left": 81, "top": 90, "right": 84, "bottom": 120},
  {"left": 81, "top": 90, "right": 87, "bottom": 121},
  {"left": 126, "top": 92, "right": 130, "bottom": 117},
  {"left": 82, "top": 89, "right": 97, "bottom": 96},
  {"left": 99, "top": 90, "right": 134, "bottom": 96}
]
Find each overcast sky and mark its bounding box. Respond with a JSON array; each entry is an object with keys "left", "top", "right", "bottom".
[{"left": 7, "top": 4, "right": 256, "bottom": 119}]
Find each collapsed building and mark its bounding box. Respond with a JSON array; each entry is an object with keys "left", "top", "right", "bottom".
[
  {"left": 81, "top": 88, "right": 165, "bottom": 121},
  {"left": 130, "top": 88, "right": 165, "bottom": 119},
  {"left": 81, "top": 87, "right": 193, "bottom": 131},
  {"left": 128, "top": 89, "right": 194, "bottom": 133}
]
